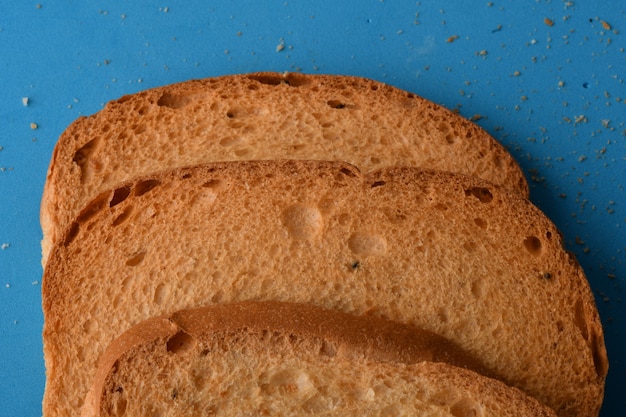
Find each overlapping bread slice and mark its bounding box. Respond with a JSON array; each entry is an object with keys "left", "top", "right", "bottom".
[
  {"left": 40, "top": 71, "right": 529, "bottom": 264},
  {"left": 42, "top": 160, "right": 606, "bottom": 417},
  {"left": 81, "top": 300, "right": 556, "bottom": 417}
]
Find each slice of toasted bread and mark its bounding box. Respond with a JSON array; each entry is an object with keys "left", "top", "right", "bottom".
[
  {"left": 81, "top": 301, "right": 556, "bottom": 417},
  {"left": 42, "top": 161, "right": 605, "bottom": 417},
  {"left": 40, "top": 72, "right": 528, "bottom": 264}
]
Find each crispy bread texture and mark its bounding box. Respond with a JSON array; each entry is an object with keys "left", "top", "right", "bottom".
[
  {"left": 82, "top": 301, "right": 556, "bottom": 417},
  {"left": 40, "top": 72, "right": 528, "bottom": 264},
  {"left": 42, "top": 161, "right": 605, "bottom": 417}
]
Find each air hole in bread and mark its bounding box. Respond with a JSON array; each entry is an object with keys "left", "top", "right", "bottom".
[
  {"left": 546, "top": 230, "right": 552, "bottom": 239},
  {"left": 152, "top": 282, "right": 168, "bottom": 305},
  {"left": 108, "top": 391, "right": 128, "bottom": 415},
  {"left": 137, "top": 105, "right": 149, "bottom": 115},
  {"left": 464, "top": 187, "right": 493, "bottom": 203},
  {"left": 73, "top": 138, "right": 100, "bottom": 183},
  {"left": 72, "top": 138, "right": 98, "bottom": 166},
  {"left": 338, "top": 166, "right": 359, "bottom": 178},
  {"left": 156, "top": 93, "right": 191, "bottom": 109},
  {"left": 474, "top": 218, "right": 487, "bottom": 229},
  {"left": 63, "top": 222, "right": 80, "bottom": 247},
  {"left": 264, "top": 368, "right": 315, "bottom": 397},
  {"left": 109, "top": 185, "right": 132, "bottom": 207},
  {"left": 327, "top": 99, "right": 347, "bottom": 109},
  {"left": 134, "top": 179, "right": 161, "bottom": 197},
  {"left": 133, "top": 123, "right": 146, "bottom": 135},
  {"left": 167, "top": 331, "right": 196, "bottom": 354},
  {"left": 282, "top": 204, "right": 324, "bottom": 240},
  {"left": 125, "top": 250, "right": 146, "bottom": 267},
  {"left": 219, "top": 136, "right": 244, "bottom": 147},
  {"left": 371, "top": 180, "right": 386, "bottom": 188},
  {"left": 234, "top": 148, "right": 251, "bottom": 157},
  {"left": 450, "top": 397, "right": 484, "bottom": 417},
  {"left": 348, "top": 232, "right": 387, "bottom": 256},
  {"left": 556, "top": 320, "right": 565, "bottom": 332},
  {"left": 471, "top": 279, "right": 484, "bottom": 298},
  {"left": 112, "top": 206, "right": 134, "bottom": 227},
  {"left": 76, "top": 191, "right": 109, "bottom": 224},
  {"left": 463, "top": 241, "right": 478, "bottom": 253},
  {"left": 523, "top": 236, "right": 542, "bottom": 256}
]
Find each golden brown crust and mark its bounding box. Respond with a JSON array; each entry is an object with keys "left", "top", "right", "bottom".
[
  {"left": 40, "top": 72, "right": 528, "bottom": 265},
  {"left": 42, "top": 160, "right": 605, "bottom": 417}
]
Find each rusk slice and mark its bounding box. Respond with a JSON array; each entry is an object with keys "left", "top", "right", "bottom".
[
  {"left": 81, "top": 301, "right": 556, "bottom": 417},
  {"left": 42, "top": 161, "right": 606, "bottom": 417},
  {"left": 40, "top": 72, "right": 529, "bottom": 263}
]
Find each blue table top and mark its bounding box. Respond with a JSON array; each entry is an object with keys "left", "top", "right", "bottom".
[{"left": 1, "top": 1, "right": 624, "bottom": 415}]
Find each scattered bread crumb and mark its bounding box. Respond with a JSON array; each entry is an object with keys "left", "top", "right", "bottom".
[
  {"left": 276, "top": 39, "right": 285, "bottom": 52},
  {"left": 446, "top": 35, "right": 459, "bottom": 43},
  {"left": 30, "top": 122, "right": 38, "bottom": 130},
  {"left": 1, "top": 243, "right": 9, "bottom": 250},
  {"left": 601, "top": 20, "right": 611, "bottom": 30},
  {"left": 574, "top": 115, "right": 587, "bottom": 124},
  {"left": 22, "top": 97, "right": 29, "bottom": 106},
  {"left": 544, "top": 18, "right": 554, "bottom": 27}
]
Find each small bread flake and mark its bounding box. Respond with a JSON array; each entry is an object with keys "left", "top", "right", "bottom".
[
  {"left": 22, "top": 97, "right": 29, "bottom": 106},
  {"left": 574, "top": 115, "right": 588, "bottom": 124},
  {"left": 544, "top": 17, "right": 554, "bottom": 27},
  {"left": 276, "top": 39, "right": 285, "bottom": 52},
  {"left": 30, "top": 122, "right": 38, "bottom": 130},
  {"left": 446, "top": 35, "right": 459, "bottom": 43},
  {"left": 601, "top": 20, "right": 611, "bottom": 30}
]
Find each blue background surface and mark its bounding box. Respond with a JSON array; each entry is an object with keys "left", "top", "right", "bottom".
[{"left": 0, "top": 1, "right": 624, "bottom": 415}]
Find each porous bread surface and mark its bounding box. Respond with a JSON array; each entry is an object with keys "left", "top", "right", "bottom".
[
  {"left": 82, "top": 301, "right": 556, "bottom": 417},
  {"left": 42, "top": 161, "right": 606, "bottom": 417},
  {"left": 40, "top": 71, "right": 528, "bottom": 263}
]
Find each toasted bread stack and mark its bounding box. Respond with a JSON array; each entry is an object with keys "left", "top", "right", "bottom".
[{"left": 40, "top": 72, "right": 607, "bottom": 417}]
